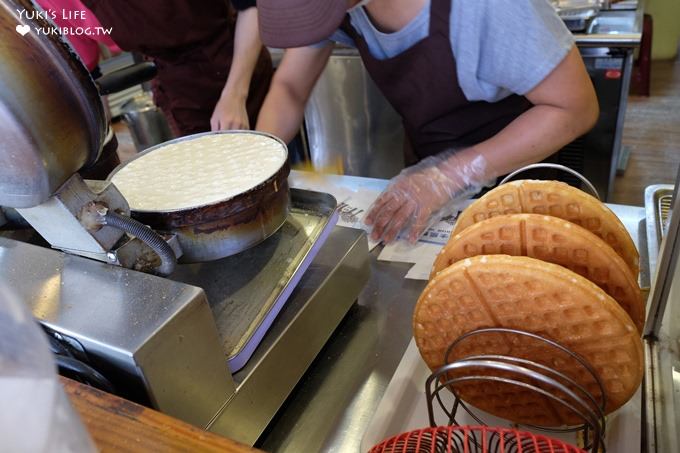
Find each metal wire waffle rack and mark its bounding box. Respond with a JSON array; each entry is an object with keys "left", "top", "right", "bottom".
[
  {"left": 499, "top": 163, "right": 601, "bottom": 201},
  {"left": 368, "top": 425, "right": 586, "bottom": 453},
  {"left": 424, "top": 328, "right": 606, "bottom": 453},
  {"left": 370, "top": 164, "right": 619, "bottom": 453}
]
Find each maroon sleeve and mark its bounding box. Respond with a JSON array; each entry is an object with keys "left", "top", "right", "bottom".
[{"left": 231, "top": 0, "right": 256, "bottom": 11}]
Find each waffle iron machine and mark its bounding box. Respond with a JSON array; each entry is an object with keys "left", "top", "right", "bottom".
[{"left": 0, "top": 1, "right": 369, "bottom": 444}]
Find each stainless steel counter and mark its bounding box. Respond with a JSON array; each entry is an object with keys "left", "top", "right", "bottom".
[
  {"left": 259, "top": 173, "right": 647, "bottom": 452},
  {"left": 573, "top": 5, "right": 644, "bottom": 47},
  {"left": 643, "top": 179, "right": 680, "bottom": 453}
]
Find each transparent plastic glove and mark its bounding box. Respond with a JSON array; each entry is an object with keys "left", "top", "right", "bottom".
[{"left": 364, "top": 151, "right": 490, "bottom": 244}]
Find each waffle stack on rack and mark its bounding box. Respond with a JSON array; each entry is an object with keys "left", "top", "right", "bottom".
[{"left": 413, "top": 180, "right": 644, "bottom": 427}]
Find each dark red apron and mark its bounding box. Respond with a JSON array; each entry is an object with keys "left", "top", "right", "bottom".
[
  {"left": 82, "top": 0, "right": 272, "bottom": 136},
  {"left": 340, "top": 0, "right": 532, "bottom": 163}
]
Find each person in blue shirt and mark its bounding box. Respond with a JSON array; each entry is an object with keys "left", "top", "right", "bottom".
[{"left": 255, "top": 0, "right": 599, "bottom": 244}]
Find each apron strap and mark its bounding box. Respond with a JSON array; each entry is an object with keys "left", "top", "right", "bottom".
[
  {"left": 429, "top": 0, "right": 452, "bottom": 38},
  {"left": 340, "top": 14, "right": 363, "bottom": 44}
]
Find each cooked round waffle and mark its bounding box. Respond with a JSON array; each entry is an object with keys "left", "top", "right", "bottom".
[
  {"left": 451, "top": 180, "right": 639, "bottom": 276},
  {"left": 432, "top": 214, "right": 644, "bottom": 333},
  {"left": 414, "top": 255, "right": 643, "bottom": 427}
]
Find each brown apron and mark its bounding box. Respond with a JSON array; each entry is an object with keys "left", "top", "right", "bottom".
[
  {"left": 340, "top": 0, "right": 532, "bottom": 163},
  {"left": 82, "top": 0, "right": 273, "bottom": 136}
]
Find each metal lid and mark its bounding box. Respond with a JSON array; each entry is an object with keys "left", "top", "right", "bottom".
[{"left": 0, "top": 0, "right": 106, "bottom": 208}]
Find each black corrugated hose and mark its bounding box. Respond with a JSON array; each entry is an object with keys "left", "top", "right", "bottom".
[{"left": 104, "top": 210, "right": 176, "bottom": 276}]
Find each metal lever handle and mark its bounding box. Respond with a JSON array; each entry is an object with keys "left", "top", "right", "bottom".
[
  {"left": 499, "top": 163, "right": 601, "bottom": 200},
  {"left": 95, "top": 62, "right": 157, "bottom": 96}
]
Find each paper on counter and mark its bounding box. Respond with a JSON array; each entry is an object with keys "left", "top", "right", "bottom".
[
  {"left": 377, "top": 199, "right": 474, "bottom": 280},
  {"left": 289, "top": 171, "right": 385, "bottom": 250},
  {"left": 290, "top": 171, "right": 474, "bottom": 264},
  {"left": 378, "top": 235, "right": 444, "bottom": 281},
  {"left": 336, "top": 197, "right": 381, "bottom": 251},
  {"left": 377, "top": 209, "right": 463, "bottom": 264},
  {"left": 405, "top": 258, "right": 438, "bottom": 280}
]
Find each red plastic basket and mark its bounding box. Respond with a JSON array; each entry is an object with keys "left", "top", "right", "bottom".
[{"left": 369, "top": 425, "right": 586, "bottom": 453}]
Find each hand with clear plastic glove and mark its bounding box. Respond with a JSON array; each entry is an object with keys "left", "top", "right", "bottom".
[{"left": 364, "top": 150, "right": 492, "bottom": 244}]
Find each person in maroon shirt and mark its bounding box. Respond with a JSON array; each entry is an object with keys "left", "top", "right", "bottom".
[{"left": 83, "top": 0, "right": 273, "bottom": 136}]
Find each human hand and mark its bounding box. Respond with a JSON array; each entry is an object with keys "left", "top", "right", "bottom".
[
  {"left": 364, "top": 152, "right": 489, "bottom": 244},
  {"left": 210, "top": 94, "right": 249, "bottom": 131}
]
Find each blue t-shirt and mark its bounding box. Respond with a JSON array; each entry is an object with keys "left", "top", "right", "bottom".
[{"left": 321, "top": 0, "right": 574, "bottom": 103}]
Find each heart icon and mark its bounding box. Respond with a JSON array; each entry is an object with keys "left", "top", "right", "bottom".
[{"left": 16, "top": 24, "right": 30, "bottom": 36}]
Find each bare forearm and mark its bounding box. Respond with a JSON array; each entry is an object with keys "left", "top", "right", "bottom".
[
  {"left": 443, "top": 46, "right": 599, "bottom": 181},
  {"left": 222, "top": 8, "right": 263, "bottom": 100},
  {"left": 463, "top": 101, "right": 598, "bottom": 179},
  {"left": 256, "top": 44, "right": 334, "bottom": 143},
  {"left": 255, "top": 82, "right": 307, "bottom": 142}
]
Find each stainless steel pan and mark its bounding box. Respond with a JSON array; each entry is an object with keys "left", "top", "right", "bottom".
[{"left": 107, "top": 131, "right": 291, "bottom": 263}]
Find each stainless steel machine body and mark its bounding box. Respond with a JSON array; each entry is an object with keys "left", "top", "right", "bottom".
[
  {"left": 15, "top": 175, "right": 129, "bottom": 262},
  {"left": 0, "top": 223, "right": 369, "bottom": 444},
  {"left": 0, "top": 235, "right": 232, "bottom": 427},
  {"left": 169, "top": 189, "right": 341, "bottom": 373}
]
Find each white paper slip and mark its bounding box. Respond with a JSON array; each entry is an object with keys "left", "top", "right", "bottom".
[
  {"left": 377, "top": 212, "right": 460, "bottom": 263},
  {"left": 378, "top": 241, "right": 440, "bottom": 264},
  {"left": 333, "top": 191, "right": 378, "bottom": 229},
  {"left": 289, "top": 170, "right": 388, "bottom": 199},
  {"left": 289, "top": 171, "right": 386, "bottom": 251},
  {"left": 290, "top": 170, "right": 476, "bottom": 260},
  {"left": 405, "top": 258, "right": 437, "bottom": 280},
  {"left": 336, "top": 197, "right": 381, "bottom": 251},
  {"left": 375, "top": 198, "right": 477, "bottom": 280}
]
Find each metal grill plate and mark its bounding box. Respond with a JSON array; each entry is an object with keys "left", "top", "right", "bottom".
[{"left": 170, "top": 188, "right": 338, "bottom": 372}]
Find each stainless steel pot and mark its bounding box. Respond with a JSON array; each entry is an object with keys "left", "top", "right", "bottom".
[
  {"left": 121, "top": 94, "right": 174, "bottom": 152},
  {"left": 108, "top": 131, "right": 291, "bottom": 263},
  {"left": 0, "top": 0, "right": 107, "bottom": 208}
]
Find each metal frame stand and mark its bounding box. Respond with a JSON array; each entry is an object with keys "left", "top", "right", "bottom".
[{"left": 425, "top": 328, "right": 607, "bottom": 453}]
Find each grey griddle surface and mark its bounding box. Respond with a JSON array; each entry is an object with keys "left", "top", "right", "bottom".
[{"left": 169, "top": 189, "right": 336, "bottom": 369}]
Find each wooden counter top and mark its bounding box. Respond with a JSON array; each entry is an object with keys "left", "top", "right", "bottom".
[{"left": 62, "top": 378, "right": 262, "bottom": 453}]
